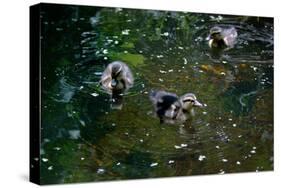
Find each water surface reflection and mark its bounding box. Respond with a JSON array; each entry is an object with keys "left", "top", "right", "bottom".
[{"left": 38, "top": 4, "right": 273, "bottom": 184}]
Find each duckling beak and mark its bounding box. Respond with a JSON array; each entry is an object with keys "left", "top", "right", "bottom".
[{"left": 193, "top": 100, "right": 203, "bottom": 107}]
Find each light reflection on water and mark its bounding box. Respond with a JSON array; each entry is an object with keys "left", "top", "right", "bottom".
[{"left": 38, "top": 4, "right": 273, "bottom": 184}]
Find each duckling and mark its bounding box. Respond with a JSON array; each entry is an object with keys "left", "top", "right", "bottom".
[
  {"left": 149, "top": 90, "right": 182, "bottom": 124},
  {"left": 149, "top": 91, "right": 203, "bottom": 124},
  {"left": 100, "top": 61, "right": 134, "bottom": 109},
  {"left": 100, "top": 61, "right": 134, "bottom": 94},
  {"left": 208, "top": 26, "right": 238, "bottom": 49}
]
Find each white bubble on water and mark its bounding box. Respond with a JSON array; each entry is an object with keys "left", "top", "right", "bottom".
[
  {"left": 183, "top": 58, "right": 188, "bottom": 65},
  {"left": 91, "top": 93, "right": 99, "bottom": 97},
  {"left": 53, "top": 147, "right": 61, "bottom": 151},
  {"left": 219, "top": 169, "right": 225, "bottom": 174},
  {"left": 198, "top": 155, "right": 206, "bottom": 161},
  {"left": 181, "top": 144, "right": 188, "bottom": 147},
  {"left": 79, "top": 120, "right": 86, "bottom": 126},
  {"left": 121, "top": 29, "right": 130, "bottom": 35},
  {"left": 150, "top": 163, "right": 158, "bottom": 167},
  {"left": 97, "top": 168, "right": 105, "bottom": 174}
]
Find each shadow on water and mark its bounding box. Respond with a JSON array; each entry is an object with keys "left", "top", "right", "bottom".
[{"left": 38, "top": 4, "right": 273, "bottom": 184}]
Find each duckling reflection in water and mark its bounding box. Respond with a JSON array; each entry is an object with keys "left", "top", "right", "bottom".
[
  {"left": 100, "top": 61, "right": 134, "bottom": 109},
  {"left": 149, "top": 91, "right": 203, "bottom": 124},
  {"left": 208, "top": 26, "right": 238, "bottom": 49}
]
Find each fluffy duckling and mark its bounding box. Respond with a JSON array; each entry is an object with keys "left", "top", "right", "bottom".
[
  {"left": 208, "top": 26, "right": 238, "bottom": 49},
  {"left": 100, "top": 61, "right": 134, "bottom": 109},
  {"left": 149, "top": 91, "right": 203, "bottom": 124},
  {"left": 100, "top": 61, "right": 134, "bottom": 95}
]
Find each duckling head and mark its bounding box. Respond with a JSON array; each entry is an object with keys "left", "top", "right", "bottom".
[
  {"left": 210, "top": 26, "right": 223, "bottom": 41},
  {"left": 111, "top": 62, "right": 122, "bottom": 77},
  {"left": 180, "top": 93, "right": 203, "bottom": 112}
]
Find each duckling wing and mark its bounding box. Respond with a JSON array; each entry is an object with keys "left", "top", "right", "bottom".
[
  {"left": 100, "top": 70, "right": 113, "bottom": 91},
  {"left": 149, "top": 91, "right": 180, "bottom": 119},
  {"left": 124, "top": 66, "right": 134, "bottom": 87},
  {"left": 149, "top": 91, "right": 178, "bottom": 105}
]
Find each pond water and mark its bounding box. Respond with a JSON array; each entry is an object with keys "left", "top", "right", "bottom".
[{"left": 38, "top": 4, "right": 273, "bottom": 184}]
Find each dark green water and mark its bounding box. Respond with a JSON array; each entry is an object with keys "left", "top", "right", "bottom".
[{"left": 38, "top": 4, "right": 273, "bottom": 184}]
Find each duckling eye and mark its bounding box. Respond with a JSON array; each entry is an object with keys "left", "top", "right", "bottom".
[{"left": 183, "top": 99, "right": 194, "bottom": 103}]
